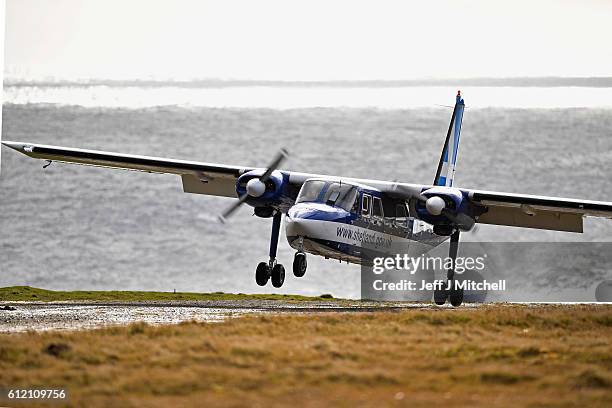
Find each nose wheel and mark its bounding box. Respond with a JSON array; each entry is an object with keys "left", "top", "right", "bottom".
[{"left": 293, "top": 252, "right": 307, "bottom": 277}]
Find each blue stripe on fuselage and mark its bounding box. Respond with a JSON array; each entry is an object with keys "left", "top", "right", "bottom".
[{"left": 287, "top": 202, "right": 356, "bottom": 223}]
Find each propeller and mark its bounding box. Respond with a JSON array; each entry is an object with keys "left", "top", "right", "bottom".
[{"left": 218, "top": 148, "right": 289, "bottom": 223}]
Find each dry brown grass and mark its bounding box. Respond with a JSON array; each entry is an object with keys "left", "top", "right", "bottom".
[{"left": 0, "top": 304, "right": 611, "bottom": 407}]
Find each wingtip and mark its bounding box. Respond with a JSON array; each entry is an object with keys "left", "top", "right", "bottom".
[
  {"left": 1, "top": 141, "right": 31, "bottom": 153},
  {"left": 1, "top": 140, "right": 18, "bottom": 148}
]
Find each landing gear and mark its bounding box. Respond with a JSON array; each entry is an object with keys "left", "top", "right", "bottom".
[
  {"left": 447, "top": 230, "right": 464, "bottom": 307},
  {"left": 255, "top": 211, "right": 286, "bottom": 288},
  {"left": 433, "top": 229, "right": 464, "bottom": 307},
  {"left": 271, "top": 264, "right": 285, "bottom": 288},
  {"left": 293, "top": 252, "right": 307, "bottom": 277},
  {"left": 256, "top": 262, "right": 270, "bottom": 286},
  {"left": 433, "top": 288, "right": 447, "bottom": 305},
  {"left": 449, "top": 285, "right": 464, "bottom": 307},
  {"left": 253, "top": 214, "right": 308, "bottom": 287}
]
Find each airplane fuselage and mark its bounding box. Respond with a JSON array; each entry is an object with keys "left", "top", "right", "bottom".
[{"left": 285, "top": 179, "right": 447, "bottom": 264}]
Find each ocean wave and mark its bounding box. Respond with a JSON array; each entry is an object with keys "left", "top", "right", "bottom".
[{"left": 4, "top": 85, "right": 612, "bottom": 109}]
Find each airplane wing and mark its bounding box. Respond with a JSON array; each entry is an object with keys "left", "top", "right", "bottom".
[
  {"left": 466, "top": 189, "right": 612, "bottom": 233},
  {"left": 4, "top": 141, "right": 612, "bottom": 233},
  {"left": 1, "top": 141, "right": 251, "bottom": 198},
  {"left": 380, "top": 182, "right": 612, "bottom": 233}
]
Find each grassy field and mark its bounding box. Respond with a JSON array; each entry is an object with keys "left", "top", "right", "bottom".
[
  {"left": 0, "top": 286, "right": 336, "bottom": 302},
  {"left": 0, "top": 304, "right": 610, "bottom": 407}
]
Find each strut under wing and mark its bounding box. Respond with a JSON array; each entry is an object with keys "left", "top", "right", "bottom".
[{"left": 1, "top": 141, "right": 248, "bottom": 198}]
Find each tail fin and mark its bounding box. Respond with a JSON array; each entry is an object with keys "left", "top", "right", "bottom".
[{"left": 433, "top": 91, "right": 465, "bottom": 187}]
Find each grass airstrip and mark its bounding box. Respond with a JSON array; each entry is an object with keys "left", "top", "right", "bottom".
[
  {"left": 0, "top": 287, "right": 610, "bottom": 407},
  {"left": 0, "top": 286, "right": 336, "bottom": 302}
]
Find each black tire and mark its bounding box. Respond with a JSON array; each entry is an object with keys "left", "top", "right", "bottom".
[
  {"left": 271, "top": 264, "right": 285, "bottom": 288},
  {"left": 293, "top": 252, "right": 307, "bottom": 277},
  {"left": 433, "top": 288, "right": 447, "bottom": 305},
  {"left": 449, "top": 286, "right": 464, "bottom": 307},
  {"left": 256, "top": 262, "right": 270, "bottom": 286}
]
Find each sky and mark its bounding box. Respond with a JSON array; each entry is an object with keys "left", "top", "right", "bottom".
[{"left": 4, "top": 0, "right": 612, "bottom": 80}]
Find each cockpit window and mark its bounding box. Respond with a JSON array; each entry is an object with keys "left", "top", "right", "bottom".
[
  {"left": 326, "top": 189, "right": 340, "bottom": 204},
  {"left": 325, "top": 183, "right": 357, "bottom": 212},
  {"left": 296, "top": 180, "right": 358, "bottom": 212},
  {"left": 296, "top": 180, "right": 326, "bottom": 203}
]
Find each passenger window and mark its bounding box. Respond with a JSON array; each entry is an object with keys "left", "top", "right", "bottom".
[
  {"left": 372, "top": 197, "right": 383, "bottom": 218},
  {"left": 362, "top": 194, "right": 371, "bottom": 217},
  {"left": 395, "top": 203, "right": 408, "bottom": 227}
]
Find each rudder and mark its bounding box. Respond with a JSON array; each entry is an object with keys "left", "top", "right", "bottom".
[{"left": 433, "top": 91, "right": 465, "bottom": 187}]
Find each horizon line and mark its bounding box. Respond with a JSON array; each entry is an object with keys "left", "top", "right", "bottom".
[{"left": 4, "top": 76, "right": 612, "bottom": 88}]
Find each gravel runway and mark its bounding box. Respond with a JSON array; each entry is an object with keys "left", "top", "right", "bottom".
[{"left": 0, "top": 301, "right": 445, "bottom": 332}]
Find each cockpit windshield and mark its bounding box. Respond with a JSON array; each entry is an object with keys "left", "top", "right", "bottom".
[
  {"left": 296, "top": 180, "right": 326, "bottom": 203},
  {"left": 296, "top": 180, "right": 358, "bottom": 212},
  {"left": 324, "top": 183, "right": 358, "bottom": 211}
]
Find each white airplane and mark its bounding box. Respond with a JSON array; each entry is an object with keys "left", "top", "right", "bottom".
[{"left": 3, "top": 91, "right": 612, "bottom": 306}]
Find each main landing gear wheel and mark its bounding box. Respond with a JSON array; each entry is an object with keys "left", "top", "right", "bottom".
[
  {"left": 271, "top": 264, "right": 285, "bottom": 288},
  {"left": 293, "top": 252, "right": 307, "bottom": 277},
  {"left": 433, "top": 288, "right": 448, "bottom": 305},
  {"left": 449, "top": 284, "right": 464, "bottom": 307},
  {"left": 256, "top": 262, "right": 271, "bottom": 286}
]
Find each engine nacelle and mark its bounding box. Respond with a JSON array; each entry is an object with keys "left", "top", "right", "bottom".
[
  {"left": 236, "top": 169, "right": 289, "bottom": 214},
  {"left": 415, "top": 186, "right": 467, "bottom": 230}
]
